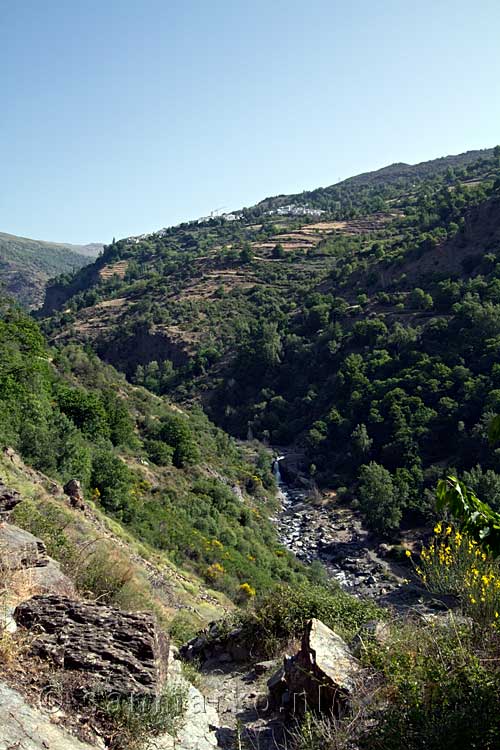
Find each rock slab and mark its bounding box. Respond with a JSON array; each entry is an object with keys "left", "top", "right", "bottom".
[
  {"left": 284, "top": 618, "right": 361, "bottom": 715},
  {"left": 14, "top": 594, "right": 169, "bottom": 697},
  {"left": 0, "top": 681, "right": 96, "bottom": 750}
]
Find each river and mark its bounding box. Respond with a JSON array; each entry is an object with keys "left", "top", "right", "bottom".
[{"left": 272, "top": 456, "right": 428, "bottom": 609}]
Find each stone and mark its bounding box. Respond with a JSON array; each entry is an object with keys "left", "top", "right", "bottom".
[
  {"left": 267, "top": 664, "right": 287, "bottom": 707},
  {"left": 14, "top": 594, "right": 169, "bottom": 697},
  {"left": 254, "top": 659, "right": 278, "bottom": 676},
  {"left": 0, "top": 482, "right": 21, "bottom": 521},
  {"left": 0, "top": 523, "right": 49, "bottom": 569},
  {"left": 284, "top": 618, "right": 361, "bottom": 715},
  {"left": 156, "top": 647, "right": 220, "bottom": 750},
  {"left": 63, "top": 479, "right": 86, "bottom": 510},
  {"left": 0, "top": 522, "right": 75, "bottom": 598},
  {"left": 0, "top": 681, "right": 96, "bottom": 750}
]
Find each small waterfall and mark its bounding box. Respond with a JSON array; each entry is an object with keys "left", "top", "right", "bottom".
[{"left": 272, "top": 455, "right": 284, "bottom": 484}]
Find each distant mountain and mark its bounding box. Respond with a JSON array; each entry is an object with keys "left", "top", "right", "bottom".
[{"left": 0, "top": 232, "right": 102, "bottom": 308}]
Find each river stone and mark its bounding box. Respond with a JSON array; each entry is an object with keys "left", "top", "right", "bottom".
[
  {"left": 284, "top": 618, "right": 361, "bottom": 715},
  {"left": 14, "top": 594, "right": 169, "bottom": 697}
]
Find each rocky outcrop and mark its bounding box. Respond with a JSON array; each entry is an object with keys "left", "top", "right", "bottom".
[
  {"left": 181, "top": 622, "right": 251, "bottom": 664},
  {"left": 0, "top": 523, "right": 48, "bottom": 569},
  {"left": 0, "top": 482, "right": 21, "bottom": 521},
  {"left": 268, "top": 619, "right": 362, "bottom": 716},
  {"left": 63, "top": 478, "right": 86, "bottom": 510},
  {"left": 157, "top": 650, "right": 219, "bottom": 750},
  {"left": 14, "top": 594, "right": 169, "bottom": 697},
  {"left": 0, "top": 523, "right": 75, "bottom": 599}
]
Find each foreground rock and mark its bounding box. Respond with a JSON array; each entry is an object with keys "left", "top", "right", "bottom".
[
  {"left": 157, "top": 651, "right": 220, "bottom": 750},
  {"left": 270, "top": 618, "right": 362, "bottom": 716},
  {"left": 0, "top": 523, "right": 75, "bottom": 601},
  {"left": 14, "top": 594, "right": 169, "bottom": 697},
  {"left": 0, "top": 681, "right": 97, "bottom": 750}
]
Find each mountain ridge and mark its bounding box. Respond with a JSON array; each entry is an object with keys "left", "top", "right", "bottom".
[{"left": 0, "top": 231, "right": 103, "bottom": 308}]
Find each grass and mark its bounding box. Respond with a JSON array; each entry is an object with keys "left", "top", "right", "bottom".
[{"left": 96, "top": 681, "right": 188, "bottom": 750}]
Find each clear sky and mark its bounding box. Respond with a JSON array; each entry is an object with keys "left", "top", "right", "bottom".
[{"left": 1, "top": 0, "right": 499, "bottom": 244}]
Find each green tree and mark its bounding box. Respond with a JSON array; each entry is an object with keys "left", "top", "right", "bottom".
[
  {"left": 272, "top": 243, "right": 285, "bottom": 259},
  {"left": 239, "top": 244, "right": 254, "bottom": 264},
  {"left": 158, "top": 413, "right": 199, "bottom": 467},
  {"left": 357, "top": 462, "right": 402, "bottom": 534},
  {"left": 351, "top": 423, "right": 372, "bottom": 460}
]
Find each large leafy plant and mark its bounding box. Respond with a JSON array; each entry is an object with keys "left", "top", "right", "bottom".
[{"left": 436, "top": 475, "right": 500, "bottom": 555}]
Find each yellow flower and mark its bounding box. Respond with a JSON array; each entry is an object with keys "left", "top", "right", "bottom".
[
  {"left": 434, "top": 522, "right": 442, "bottom": 534},
  {"left": 445, "top": 526, "right": 452, "bottom": 536},
  {"left": 405, "top": 549, "right": 412, "bottom": 558}
]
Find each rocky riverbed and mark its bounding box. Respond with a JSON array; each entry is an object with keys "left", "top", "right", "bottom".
[{"left": 273, "top": 464, "right": 428, "bottom": 608}]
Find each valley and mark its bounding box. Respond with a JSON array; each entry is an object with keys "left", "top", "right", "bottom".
[{"left": 2, "top": 146, "right": 500, "bottom": 750}]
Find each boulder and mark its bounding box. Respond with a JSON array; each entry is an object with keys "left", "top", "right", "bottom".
[
  {"left": 0, "top": 523, "right": 49, "bottom": 569},
  {"left": 0, "top": 523, "right": 75, "bottom": 599},
  {"left": 267, "top": 664, "right": 287, "bottom": 707},
  {"left": 180, "top": 624, "right": 251, "bottom": 664},
  {"left": 283, "top": 618, "right": 361, "bottom": 715},
  {"left": 14, "top": 594, "right": 169, "bottom": 697},
  {"left": 0, "top": 482, "right": 21, "bottom": 521},
  {"left": 63, "top": 479, "right": 86, "bottom": 510}
]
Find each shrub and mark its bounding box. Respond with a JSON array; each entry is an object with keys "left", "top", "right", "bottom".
[
  {"left": 96, "top": 682, "right": 188, "bottom": 749},
  {"left": 75, "top": 547, "right": 134, "bottom": 604},
  {"left": 411, "top": 523, "right": 500, "bottom": 629},
  {"left": 144, "top": 439, "right": 174, "bottom": 466},
  {"left": 362, "top": 621, "right": 500, "bottom": 750},
  {"left": 10, "top": 499, "right": 77, "bottom": 571},
  {"left": 235, "top": 582, "right": 382, "bottom": 656}
]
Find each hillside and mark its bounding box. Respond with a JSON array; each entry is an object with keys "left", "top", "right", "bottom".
[
  {"left": 3, "top": 147, "right": 500, "bottom": 749},
  {"left": 0, "top": 231, "right": 102, "bottom": 308},
  {"left": 37, "top": 147, "right": 500, "bottom": 528}
]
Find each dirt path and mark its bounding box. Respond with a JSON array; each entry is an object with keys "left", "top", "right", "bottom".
[{"left": 200, "top": 661, "right": 287, "bottom": 750}]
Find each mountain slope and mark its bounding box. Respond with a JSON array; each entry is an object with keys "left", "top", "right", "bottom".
[
  {"left": 38, "top": 146, "right": 500, "bottom": 533},
  {"left": 0, "top": 232, "right": 102, "bottom": 308}
]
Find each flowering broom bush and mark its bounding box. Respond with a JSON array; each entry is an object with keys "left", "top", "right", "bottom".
[{"left": 410, "top": 522, "right": 500, "bottom": 628}]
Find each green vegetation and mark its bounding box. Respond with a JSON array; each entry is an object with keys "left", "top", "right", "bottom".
[
  {"left": 37, "top": 147, "right": 500, "bottom": 537},
  {"left": 232, "top": 582, "right": 382, "bottom": 656},
  {"left": 0, "top": 299, "right": 312, "bottom": 599},
  {"left": 96, "top": 682, "right": 188, "bottom": 750},
  {"left": 291, "top": 504, "right": 500, "bottom": 750},
  {"left": 4, "top": 147, "right": 500, "bottom": 750}
]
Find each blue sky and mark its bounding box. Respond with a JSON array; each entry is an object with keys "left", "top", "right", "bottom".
[{"left": 1, "top": 0, "right": 499, "bottom": 244}]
